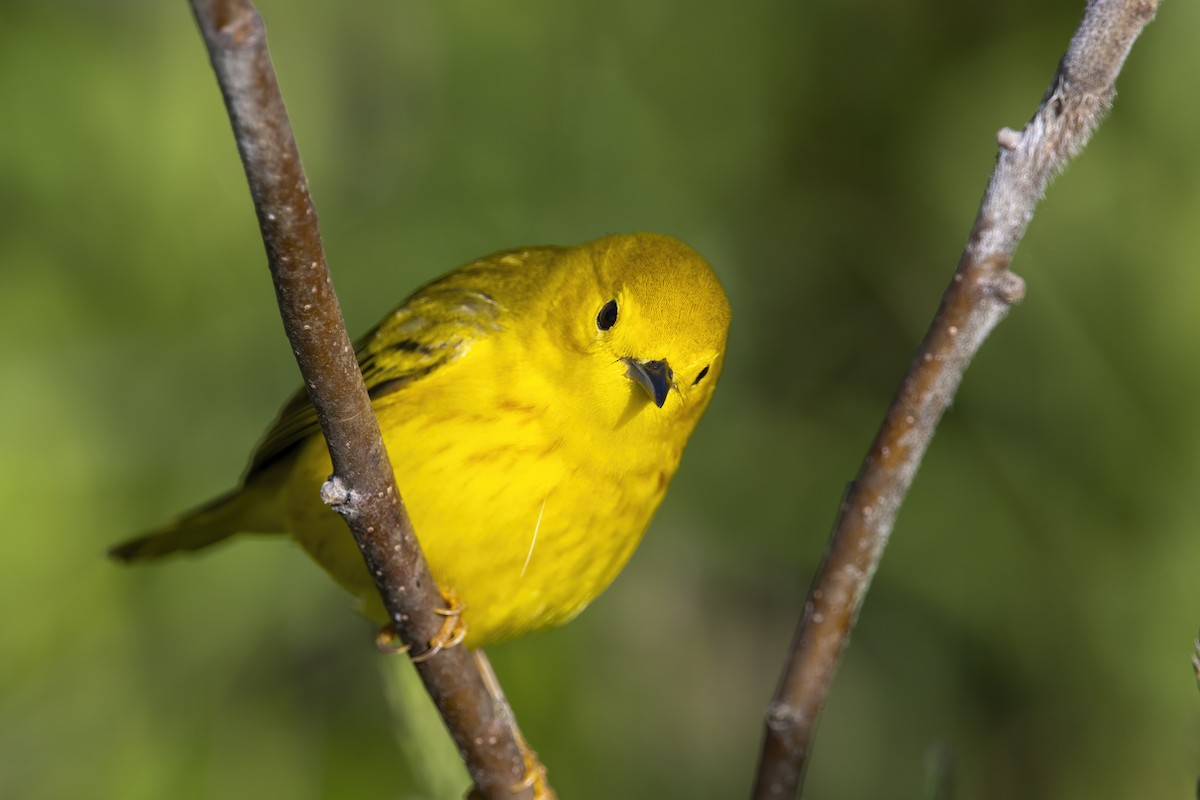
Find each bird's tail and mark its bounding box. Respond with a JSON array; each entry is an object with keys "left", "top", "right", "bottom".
[{"left": 109, "top": 482, "right": 283, "bottom": 562}]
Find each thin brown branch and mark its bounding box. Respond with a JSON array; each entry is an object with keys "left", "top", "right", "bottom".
[
  {"left": 187, "top": 1, "right": 538, "bottom": 797},
  {"left": 751, "top": 1, "right": 1157, "bottom": 797}
]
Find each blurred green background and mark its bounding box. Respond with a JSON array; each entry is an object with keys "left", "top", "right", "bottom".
[{"left": 3, "top": 1, "right": 1198, "bottom": 797}]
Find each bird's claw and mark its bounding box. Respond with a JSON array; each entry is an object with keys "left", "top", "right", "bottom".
[
  {"left": 512, "top": 745, "right": 554, "bottom": 799},
  {"left": 411, "top": 588, "right": 467, "bottom": 663},
  {"left": 463, "top": 743, "right": 554, "bottom": 800}
]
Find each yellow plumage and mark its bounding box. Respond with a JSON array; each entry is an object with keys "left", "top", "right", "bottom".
[{"left": 112, "top": 233, "right": 731, "bottom": 648}]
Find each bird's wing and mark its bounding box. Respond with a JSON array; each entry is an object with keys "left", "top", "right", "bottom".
[{"left": 243, "top": 267, "right": 508, "bottom": 479}]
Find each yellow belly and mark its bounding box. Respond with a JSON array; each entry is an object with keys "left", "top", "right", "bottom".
[{"left": 280, "top": 354, "right": 676, "bottom": 648}]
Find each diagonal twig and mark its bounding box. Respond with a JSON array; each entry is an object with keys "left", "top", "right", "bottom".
[
  {"left": 188, "top": 1, "right": 541, "bottom": 796},
  {"left": 751, "top": 1, "right": 1158, "bottom": 797}
]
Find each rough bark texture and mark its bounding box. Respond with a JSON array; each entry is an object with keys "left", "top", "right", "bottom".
[{"left": 752, "top": 2, "right": 1158, "bottom": 796}]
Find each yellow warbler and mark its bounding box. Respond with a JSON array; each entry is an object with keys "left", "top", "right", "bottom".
[{"left": 112, "top": 233, "right": 730, "bottom": 648}]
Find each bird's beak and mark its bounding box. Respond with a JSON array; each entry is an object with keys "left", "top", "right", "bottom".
[{"left": 623, "top": 357, "right": 673, "bottom": 408}]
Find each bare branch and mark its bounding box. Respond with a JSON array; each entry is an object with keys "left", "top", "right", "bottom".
[
  {"left": 187, "top": 1, "right": 539, "bottom": 796},
  {"left": 751, "top": 2, "right": 1157, "bottom": 796}
]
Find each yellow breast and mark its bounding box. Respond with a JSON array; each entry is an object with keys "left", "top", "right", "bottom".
[{"left": 283, "top": 336, "right": 683, "bottom": 647}]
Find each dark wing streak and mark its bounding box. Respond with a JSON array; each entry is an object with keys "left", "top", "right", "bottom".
[{"left": 241, "top": 265, "right": 511, "bottom": 480}]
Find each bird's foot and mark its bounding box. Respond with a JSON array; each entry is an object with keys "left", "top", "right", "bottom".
[
  {"left": 372, "top": 587, "right": 467, "bottom": 660},
  {"left": 464, "top": 744, "right": 554, "bottom": 800},
  {"left": 511, "top": 742, "right": 555, "bottom": 800},
  {"left": 374, "top": 623, "right": 409, "bottom": 654},
  {"left": 411, "top": 587, "right": 468, "bottom": 663}
]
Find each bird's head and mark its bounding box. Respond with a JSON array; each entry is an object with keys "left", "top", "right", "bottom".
[{"left": 545, "top": 233, "right": 731, "bottom": 440}]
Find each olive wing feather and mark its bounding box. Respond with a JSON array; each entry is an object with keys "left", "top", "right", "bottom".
[{"left": 243, "top": 258, "right": 519, "bottom": 478}]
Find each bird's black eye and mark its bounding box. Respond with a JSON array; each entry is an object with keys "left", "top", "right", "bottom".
[
  {"left": 692, "top": 365, "right": 710, "bottom": 386},
  {"left": 596, "top": 299, "right": 619, "bottom": 331}
]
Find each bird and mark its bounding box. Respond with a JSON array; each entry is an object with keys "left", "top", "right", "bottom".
[{"left": 111, "top": 232, "right": 731, "bottom": 650}]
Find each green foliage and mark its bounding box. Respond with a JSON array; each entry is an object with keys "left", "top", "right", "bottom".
[{"left": 2, "top": 1, "right": 1197, "bottom": 798}]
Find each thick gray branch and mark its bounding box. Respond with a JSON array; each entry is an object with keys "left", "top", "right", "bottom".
[{"left": 187, "top": 1, "right": 538, "bottom": 796}]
